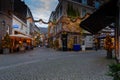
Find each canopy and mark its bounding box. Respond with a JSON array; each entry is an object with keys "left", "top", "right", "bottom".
[
  {"left": 80, "top": 0, "right": 118, "bottom": 34},
  {"left": 10, "top": 34, "right": 32, "bottom": 39}
]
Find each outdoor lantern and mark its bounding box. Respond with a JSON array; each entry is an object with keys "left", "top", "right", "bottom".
[
  {"left": 19, "top": 41, "right": 22, "bottom": 44},
  {"left": 26, "top": 40, "right": 30, "bottom": 43}
]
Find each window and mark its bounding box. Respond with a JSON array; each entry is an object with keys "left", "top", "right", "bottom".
[
  {"left": 0, "top": 1, "right": 1, "bottom": 11},
  {"left": 74, "top": 36, "right": 77, "bottom": 44},
  {"left": 82, "top": 8, "right": 86, "bottom": 17},
  {"left": 7, "top": 25, "right": 10, "bottom": 34},
  {"left": 94, "top": 1, "right": 100, "bottom": 9},
  {"left": 59, "top": 6, "right": 62, "bottom": 16},
  {"left": 21, "top": 24, "right": 23, "bottom": 30},
  {"left": 82, "top": 0, "right": 87, "bottom": 5}
]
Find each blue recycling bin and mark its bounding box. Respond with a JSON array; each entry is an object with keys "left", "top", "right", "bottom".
[{"left": 73, "top": 44, "right": 81, "bottom": 51}]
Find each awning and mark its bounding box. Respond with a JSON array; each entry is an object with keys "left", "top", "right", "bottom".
[
  {"left": 10, "top": 34, "right": 32, "bottom": 39},
  {"left": 98, "top": 34, "right": 114, "bottom": 39},
  {"left": 80, "top": 0, "right": 118, "bottom": 34}
]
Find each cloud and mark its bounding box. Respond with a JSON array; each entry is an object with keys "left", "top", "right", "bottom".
[{"left": 25, "top": 0, "right": 58, "bottom": 27}]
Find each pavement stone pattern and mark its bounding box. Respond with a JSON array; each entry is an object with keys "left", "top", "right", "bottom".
[{"left": 0, "top": 48, "right": 114, "bottom": 80}]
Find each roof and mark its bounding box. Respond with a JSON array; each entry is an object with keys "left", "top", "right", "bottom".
[{"left": 80, "top": 0, "right": 118, "bottom": 34}]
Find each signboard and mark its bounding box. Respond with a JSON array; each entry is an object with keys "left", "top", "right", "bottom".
[{"left": 13, "top": 25, "right": 19, "bottom": 29}]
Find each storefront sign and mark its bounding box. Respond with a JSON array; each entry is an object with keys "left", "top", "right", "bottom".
[{"left": 13, "top": 25, "right": 19, "bottom": 28}]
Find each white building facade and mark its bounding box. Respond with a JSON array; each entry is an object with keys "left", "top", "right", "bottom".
[{"left": 12, "top": 15, "right": 30, "bottom": 36}]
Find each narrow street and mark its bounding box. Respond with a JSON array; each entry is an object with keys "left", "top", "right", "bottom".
[{"left": 0, "top": 48, "right": 113, "bottom": 80}]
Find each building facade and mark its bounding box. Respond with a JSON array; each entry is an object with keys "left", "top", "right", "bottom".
[
  {"left": 32, "top": 25, "right": 41, "bottom": 47},
  {"left": 48, "top": 0, "right": 99, "bottom": 51},
  {"left": 0, "top": 0, "right": 37, "bottom": 53}
]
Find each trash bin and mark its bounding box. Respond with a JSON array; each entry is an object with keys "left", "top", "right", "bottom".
[
  {"left": 81, "top": 45, "right": 85, "bottom": 51},
  {"left": 73, "top": 44, "right": 81, "bottom": 51}
]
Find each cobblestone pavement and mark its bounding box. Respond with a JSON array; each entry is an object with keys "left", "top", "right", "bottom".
[{"left": 0, "top": 47, "right": 114, "bottom": 80}]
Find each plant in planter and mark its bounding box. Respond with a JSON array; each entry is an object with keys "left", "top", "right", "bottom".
[
  {"left": 2, "top": 33, "right": 11, "bottom": 54},
  {"left": 104, "top": 34, "right": 114, "bottom": 59},
  {"left": 107, "top": 63, "right": 120, "bottom": 80}
]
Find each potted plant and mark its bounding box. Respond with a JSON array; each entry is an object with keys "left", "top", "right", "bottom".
[{"left": 104, "top": 34, "right": 114, "bottom": 59}]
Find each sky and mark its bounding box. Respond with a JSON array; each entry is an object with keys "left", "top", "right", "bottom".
[{"left": 24, "top": 0, "right": 58, "bottom": 28}]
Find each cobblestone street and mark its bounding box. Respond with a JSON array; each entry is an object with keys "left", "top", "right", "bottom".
[{"left": 0, "top": 48, "right": 114, "bottom": 80}]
